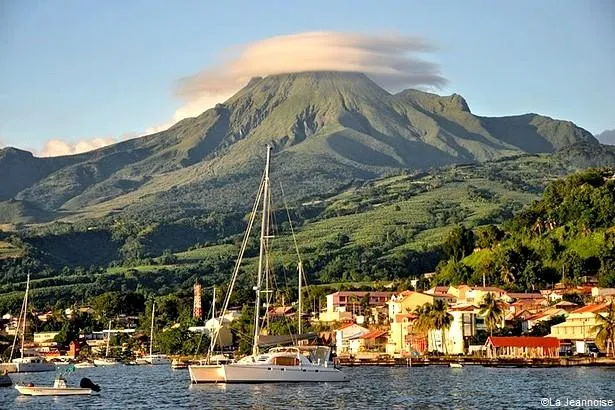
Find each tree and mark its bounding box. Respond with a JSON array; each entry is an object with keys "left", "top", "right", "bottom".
[
  {"left": 475, "top": 225, "right": 504, "bottom": 249},
  {"left": 413, "top": 303, "right": 433, "bottom": 336},
  {"left": 442, "top": 225, "right": 475, "bottom": 262},
  {"left": 479, "top": 293, "right": 504, "bottom": 337},
  {"left": 592, "top": 302, "right": 615, "bottom": 357},
  {"left": 430, "top": 299, "right": 453, "bottom": 355},
  {"left": 413, "top": 301, "right": 453, "bottom": 355}
]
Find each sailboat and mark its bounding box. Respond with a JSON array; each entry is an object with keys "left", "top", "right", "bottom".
[
  {"left": 189, "top": 146, "right": 347, "bottom": 383},
  {"left": 139, "top": 302, "right": 170, "bottom": 365},
  {"left": 93, "top": 321, "right": 118, "bottom": 366},
  {"left": 8, "top": 274, "right": 56, "bottom": 373}
]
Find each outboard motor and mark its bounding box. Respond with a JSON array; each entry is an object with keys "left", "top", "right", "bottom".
[{"left": 80, "top": 377, "right": 101, "bottom": 392}]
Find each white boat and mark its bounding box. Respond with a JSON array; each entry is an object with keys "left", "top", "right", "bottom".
[
  {"left": 92, "top": 358, "right": 117, "bottom": 366},
  {"left": 189, "top": 146, "right": 347, "bottom": 384},
  {"left": 141, "top": 354, "right": 171, "bottom": 365},
  {"left": 12, "top": 356, "right": 56, "bottom": 373},
  {"left": 74, "top": 362, "right": 96, "bottom": 368},
  {"left": 137, "top": 303, "right": 171, "bottom": 365},
  {"left": 450, "top": 363, "right": 464, "bottom": 368},
  {"left": 6, "top": 274, "right": 55, "bottom": 373},
  {"left": 15, "top": 376, "right": 99, "bottom": 396},
  {"left": 93, "top": 321, "right": 118, "bottom": 366},
  {"left": 171, "top": 359, "right": 189, "bottom": 369}
]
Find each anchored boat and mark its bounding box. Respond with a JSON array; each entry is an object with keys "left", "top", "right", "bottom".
[{"left": 189, "top": 146, "right": 347, "bottom": 384}]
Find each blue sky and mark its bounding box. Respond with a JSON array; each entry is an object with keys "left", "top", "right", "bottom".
[{"left": 1, "top": 0, "right": 614, "bottom": 154}]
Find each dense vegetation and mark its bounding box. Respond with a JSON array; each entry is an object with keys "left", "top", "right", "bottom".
[
  {"left": 0, "top": 152, "right": 614, "bottom": 314},
  {"left": 433, "top": 169, "right": 615, "bottom": 289}
]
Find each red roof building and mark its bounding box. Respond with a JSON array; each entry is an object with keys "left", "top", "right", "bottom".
[{"left": 485, "top": 336, "right": 560, "bottom": 358}]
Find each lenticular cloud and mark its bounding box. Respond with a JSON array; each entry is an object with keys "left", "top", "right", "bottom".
[{"left": 174, "top": 31, "right": 446, "bottom": 118}]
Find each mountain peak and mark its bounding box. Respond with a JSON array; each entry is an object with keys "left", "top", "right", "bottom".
[{"left": 396, "top": 89, "right": 471, "bottom": 113}]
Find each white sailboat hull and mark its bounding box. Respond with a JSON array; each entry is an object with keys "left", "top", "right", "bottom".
[
  {"left": 74, "top": 362, "right": 96, "bottom": 368},
  {"left": 15, "top": 384, "right": 93, "bottom": 396},
  {"left": 93, "top": 359, "right": 118, "bottom": 366},
  {"left": 13, "top": 362, "right": 56, "bottom": 373},
  {"left": 188, "top": 364, "right": 225, "bottom": 383},
  {"left": 221, "top": 363, "right": 348, "bottom": 383},
  {"left": 190, "top": 363, "right": 348, "bottom": 383}
]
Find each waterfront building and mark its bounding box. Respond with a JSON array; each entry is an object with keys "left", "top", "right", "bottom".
[
  {"left": 549, "top": 303, "right": 610, "bottom": 354},
  {"left": 319, "top": 291, "right": 393, "bottom": 322},
  {"left": 335, "top": 323, "right": 369, "bottom": 355},
  {"left": 351, "top": 329, "right": 388, "bottom": 353},
  {"left": 388, "top": 291, "right": 436, "bottom": 322},
  {"left": 485, "top": 336, "right": 560, "bottom": 358}
]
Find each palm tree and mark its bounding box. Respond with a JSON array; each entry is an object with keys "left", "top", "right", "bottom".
[
  {"left": 592, "top": 302, "right": 615, "bottom": 357},
  {"left": 413, "top": 304, "right": 433, "bottom": 334},
  {"left": 479, "top": 292, "right": 504, "bottom": 337},
  {"left": 430, "top": 299, "right": 453, "bottom": 355},
  {"left": 413, "top": 303, "right": 433, "bottom": 354}
]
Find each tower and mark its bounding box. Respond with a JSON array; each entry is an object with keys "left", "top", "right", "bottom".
[{"left": 193, "top": 279, "right": 203, "bottom": 319}]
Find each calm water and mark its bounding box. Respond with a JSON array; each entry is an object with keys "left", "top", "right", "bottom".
[{"left": 1, "top": 365, "right": 614, "bottom": 409}]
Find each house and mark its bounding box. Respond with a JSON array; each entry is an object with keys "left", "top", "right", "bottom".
[
  {"left": 387, "top": 313, "right": 419, "bottom": 355},
  {"left": 268, "top": 306, "right": 296, "bottom": 318},
  {"left": 388, "top": 291, "right": 436, "bottom": 321},
  {"left": 189, "top": 311, "right": 240, "bottom": 348},
  {"left": 521, "top": 308, "right": 568, "bottom": 333},
  {"left": 33, "top": 331, "right": 60, "bottom": 346},
  {"left": 335, "top": 323, "right": 369, "bottom": 355},
  {"left": 541, "top": 286, "right": 593, "bottom": 303},
  {"left": 319, "top": 291, "right": 394, "bottom": 322},
  {"left": 485, "top": 336, "right": 560, "bottom": 358},
  {"left": 553, "top": 300, "right": 579, "bottom": 312},
  {"left": 592, "top": 287, "right": 615, "bottom": 302},
  {"left": 36, "top": 311, "right": 54, "bottom": 322},
  {"left": 462, "top": 286, "right": 507, "bottom": 304},
  {"left": 502, "top": 293, "right": 546, "bottom": 305},
  {"left": 428, "top": 305, "right": 482, "bottom": 355},
  {"left": 351, "top": 329, "right": 388, "bottom": 353},
  {"left": 549, "top": 303, "right": 610, "bottom": 354},
  {"left": 424, "top": 286, "right": 458, "bottom": 304}
]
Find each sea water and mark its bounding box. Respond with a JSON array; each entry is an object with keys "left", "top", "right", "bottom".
[{"left": 1, "top": 365, "right": 614, "bottom": 409}]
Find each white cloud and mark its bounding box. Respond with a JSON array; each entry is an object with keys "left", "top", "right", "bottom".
[
  {"left": 37, "top": 137, "right": 116, "bottom": 157},
  {"left": 173, "top": 31, "right": 446, "bottom": 119}
]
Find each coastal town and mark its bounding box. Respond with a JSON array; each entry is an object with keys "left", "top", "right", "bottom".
[{"left": 2, "top": 278, "right": 614, "bottom": 371}]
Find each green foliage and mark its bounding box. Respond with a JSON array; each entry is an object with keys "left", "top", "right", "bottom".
[
  {"left": 479, "top": 293, "right": 504, "bottom": 336},
  {"left": 442, "top": 225, "right": 475, "bottom": 262}
]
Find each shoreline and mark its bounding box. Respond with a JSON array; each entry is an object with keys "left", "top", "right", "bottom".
[{"left": 338, "top": 356, "right": 615, "bottom": 368}]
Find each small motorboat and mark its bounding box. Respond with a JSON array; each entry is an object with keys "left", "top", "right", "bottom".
[
  {"left": 74, "top": 361, "right": 96, "bottom": 369},
  {"left": 171, "top": 359, "right": 189, "bottom": 369},
  {"left": 93, "top": 357, "right": 118, "bottom": 366},
  {"left": 449, "top": 363, "right": 464, "bottom": 368},
  {"left": 15, "top": 376, "right": 101, "bottom": 396}
]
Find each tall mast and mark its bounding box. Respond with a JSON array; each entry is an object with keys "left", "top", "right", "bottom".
[
  {"left": 253, "top": 145, "right": 271, "bottom": 356},
  {"left": 150, "top": 302, "right": 155, "bottom": 357},
  {"left": 212, "top": 287, "right": 216, "bottom": 320},
  {"left": 298, "top": 261, "right": 303, "bottom": 335},
  {"left": 21, "top": 273, "right": 30, "bottom": 359},
  {"left": 105, "top": 320, "right": 112, "bottom": 357}
]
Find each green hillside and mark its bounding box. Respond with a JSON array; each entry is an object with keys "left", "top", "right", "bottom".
[{"left": 2, "top": 146, "right": 614, "bottom": 312}]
